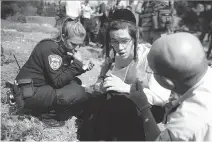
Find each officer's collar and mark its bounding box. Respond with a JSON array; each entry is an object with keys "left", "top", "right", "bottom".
[{"left": 57, "top": 40, "right": 67, "bottom": 55}]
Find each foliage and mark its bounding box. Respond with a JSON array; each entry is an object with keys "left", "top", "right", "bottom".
[{"left": 1, "top": 0, "right": 62, "bottom": 22}]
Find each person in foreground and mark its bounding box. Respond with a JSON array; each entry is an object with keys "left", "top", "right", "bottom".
[
  {"left": 14, "top": 18, "right": 94, "bottom": 122},
  {"left": 129, "top": 32, "right": 212, "bottom": 141},
  {"left": 93, "top": 9, "right": 171, "bottom": 140}
]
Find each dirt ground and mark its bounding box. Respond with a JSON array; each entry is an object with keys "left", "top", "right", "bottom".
[{"left": 1, "top": 19, "right": 103, "bottom": 141}]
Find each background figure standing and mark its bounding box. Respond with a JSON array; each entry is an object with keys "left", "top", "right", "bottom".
[
  {"left": 199, "top": 2, "right": 212, "bottom": 43},
  {"left": 65, "top": 1, "right": 82, "bottom": 21},
  {"left": 136, "top": 0, "right": 174, "bottom": 43},
  {"left": 114, "top": 0, "right": 126, "bottom": 10},
  {"left": 81, "top": 0, "right": 93, "bottom": 46},
  {"left": 96, "top": 2, "right": 111, "bottom": 56},
  {"left": 127, "top": 0, "right": 139, "bottom": 26}
]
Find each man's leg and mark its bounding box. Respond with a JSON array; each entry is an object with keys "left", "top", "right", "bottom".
[
  {"left": 97, "top": 95, "right": 145, "bottom": 141},
  {"left": 77, "top": 91, "right": 107, "bottom": 141},
  {"left": 150, "top": 105, "right": 165, "bottom": 123}
]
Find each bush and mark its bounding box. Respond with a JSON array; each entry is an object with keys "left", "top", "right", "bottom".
[{"left": 1, "top": 1, "right": 61, "bottom": 22}]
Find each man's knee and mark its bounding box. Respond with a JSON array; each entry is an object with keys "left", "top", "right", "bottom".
[
  {"left": 55, "top": 82, "right": 86, "bottom": 106},
  {"left": 72, "top": 77, "right": 82, "bottom": 85},
  {"left": 106, "top": 95, "right": 137, "bottom": 114}
]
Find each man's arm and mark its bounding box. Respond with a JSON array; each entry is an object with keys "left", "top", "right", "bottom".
[
  {"left": 128, "top": 81, "right": 161, "bottom": 140},
  {"left": 139, "top": 107, "right": 161, "bottom": 140}
]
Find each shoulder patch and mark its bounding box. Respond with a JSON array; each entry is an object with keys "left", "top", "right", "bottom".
[{"left": 48, "top": 54, "right": 62, "bottom": 70}]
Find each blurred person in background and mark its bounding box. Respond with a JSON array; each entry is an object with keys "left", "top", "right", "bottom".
[
  {"left": 96, "top": 1, "right": 112, "bottom": 56},
  {"left": 199, "top": 2, "right": 212, "bottom": 43},
  {"left": 65, "top": 1, "right": 82, "bottom": 21},
  {"left": 114, "top": 0, "right": 126, "bottom": 10},
  {"left": 127, "top": 0, "right": 139, "bottom": 26},
  {"left": 135, "top": 0, "right": 174, "bottom": 44},
  {"left": 81, "top": 0, "right": 94, "bottom": 46}
]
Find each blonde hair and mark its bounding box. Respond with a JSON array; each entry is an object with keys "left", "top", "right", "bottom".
[
  {"left": 64, "top": 21, "right": 86, "bottom": 39},
  {"left": 54, "top": 20, "right": 86, "bottom": 42}
]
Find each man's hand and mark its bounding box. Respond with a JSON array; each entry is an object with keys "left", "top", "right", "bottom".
[
  {"left": 82, "top": 61, "right": 95, "bottom": 71},
  {"left": 93, "top": 77, "right": 105, "bottom": 93},
  {"left": 103, "top": 73, "right": 131, "bottom": 93}
]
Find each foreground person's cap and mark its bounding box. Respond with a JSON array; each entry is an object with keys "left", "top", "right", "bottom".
[
  {"left": 147, "top": 32, "right": 207, "bottom": 80},
  {"left": 111, "top": 9, "right": 136, "bottom": 25}
]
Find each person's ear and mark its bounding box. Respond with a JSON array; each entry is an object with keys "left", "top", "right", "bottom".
[{"left": 161, "top": 76, "right": 175, "bottom": 90}]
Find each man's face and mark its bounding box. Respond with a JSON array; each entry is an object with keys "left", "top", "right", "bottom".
[
  {"left": 153, "top": 74, "right": 174, "bottom": 90},
  {"left": 110, "top": 28, "right": 134, "bottom": 59},
  {"left": 206, "top": 4, "right": 211, "bottom": 10},
  {"left": 148, "top": 56, "right": 174, "bottom": 90}
]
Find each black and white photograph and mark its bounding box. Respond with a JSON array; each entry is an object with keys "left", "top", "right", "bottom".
[{"left": 1, "top": 0, "right": 212, "bottom": 141}]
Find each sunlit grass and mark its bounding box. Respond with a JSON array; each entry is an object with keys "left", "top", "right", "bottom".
[{"left": 1, "top": 19, "right": 102, "bottom": 141}]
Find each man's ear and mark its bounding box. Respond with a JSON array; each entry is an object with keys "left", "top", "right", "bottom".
[{"left": 161, "top": 76, "right": 175, "bottom": 90}]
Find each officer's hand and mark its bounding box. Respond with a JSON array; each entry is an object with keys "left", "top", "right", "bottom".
[
  {"left": 93, "top": 77, "right": 105, "bottom": 93},
  {"left": 71, "top": 51, "right": 83, "bottom": 62},
  {"left": 82, "top": 60, "right": 95, "bottom": 71}
]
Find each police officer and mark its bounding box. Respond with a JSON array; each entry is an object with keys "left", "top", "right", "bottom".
[{"left": 14, "top": 18, "right": 94, "bottom": 121}]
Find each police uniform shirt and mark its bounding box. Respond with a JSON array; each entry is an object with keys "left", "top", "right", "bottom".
[{"left": 16, "top": 39, "right": 85, "bottom": 89}]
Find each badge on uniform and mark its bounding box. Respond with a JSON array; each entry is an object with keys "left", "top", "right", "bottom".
[{"left": 48, "top": 54, "right": 62, "bottom": 70}]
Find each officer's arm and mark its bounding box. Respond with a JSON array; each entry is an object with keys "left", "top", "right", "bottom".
[
  {"left": 49, "top": 58, "right": 85, "bottom": 89},
  {"left": 41, "top": 42, "right": 85, "bottom": 89}
]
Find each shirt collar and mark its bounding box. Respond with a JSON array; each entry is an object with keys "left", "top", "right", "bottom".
[
  {"left": 57, "top": 41, "right": 67, "bottom": 55},
  {"left": 165, "top": 67, "right": 209, "bottom": 111}
]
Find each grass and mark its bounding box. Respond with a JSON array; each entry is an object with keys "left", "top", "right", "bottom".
[
  {"left": 1, "top": 19, "right": 103, "bottom": 141},
  {"left": 2, "top": 18, "right": 211, "bottom": 141}
]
